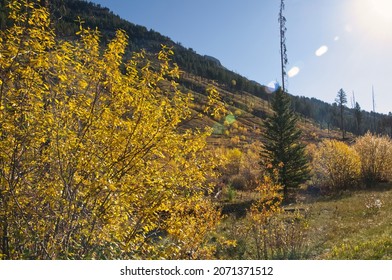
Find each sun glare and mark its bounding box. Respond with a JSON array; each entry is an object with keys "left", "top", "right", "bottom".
[
  {"left": 353, "top": 0, "right": 392, "bottom": 40},
  {"left": 369, "top": 0, "right": 392, "bottom": 22},
  {"left": 315, "top": 45, "right": 328, "bottom": 57},
  {"left": 288, "top": 66, "right": 300, "bottom": 78}
]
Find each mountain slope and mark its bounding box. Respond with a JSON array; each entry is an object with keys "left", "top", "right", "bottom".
[{"left": 2, "top": 0, "right": 390, "bottom": 140}]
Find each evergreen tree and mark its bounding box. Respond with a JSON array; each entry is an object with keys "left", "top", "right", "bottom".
[
  {"left": 261, "top": 88, "right": 310, "bottom": 202},
  {"left": 335, "top": 88, "right": 347, "bottom": 139},
  {"left": 354, "top": 102, "right": 362, "bottom": 135}
]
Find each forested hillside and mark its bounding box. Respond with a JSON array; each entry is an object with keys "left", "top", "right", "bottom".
[{"left": 2, "top": 0, "right": 390, "bottom": 137}]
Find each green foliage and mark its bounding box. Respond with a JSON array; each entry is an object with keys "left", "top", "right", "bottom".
[
  {"left": 261, "top": 88, "right": 310, "bottom": 202},
  {"left": 302, "top": 184, "right": 392, "bottom": 260},
  {"left": 291, "top": 94, "right": 389, "bottom": 137},
  {"left": 335, "top": 88, "right": 347, "bottom": 139},
  {"left": 226, "top": 185, "right": 237, "bottom": 202},
  {"left": 354, "top": 102, "right": 362, "bottom": 135}
]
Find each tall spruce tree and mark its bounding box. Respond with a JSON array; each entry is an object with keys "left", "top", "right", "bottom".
[
  {"left": 261, "top": 88, "right": 310, "bottom": 202},
  {"left": 354, "top": 102, "right": 362, "bottom": 135},
  {"left": 335, "top": 88, "right": 347, "bottom": 139}
]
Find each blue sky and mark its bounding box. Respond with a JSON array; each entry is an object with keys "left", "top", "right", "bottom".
[{"left": 91, "top": 0, "right": 392, "bottom": 114}]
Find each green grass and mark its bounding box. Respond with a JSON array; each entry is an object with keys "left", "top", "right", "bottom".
[
  {"left": 217, "top": 184, "right": 392, "bottom": 259},
  {"left": 304, "top": 185, "right": 392, "bottom": 259}
]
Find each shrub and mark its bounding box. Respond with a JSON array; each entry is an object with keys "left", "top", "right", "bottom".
[
  {"left": 230, "top": 175, "right": 247, "bottom": 190},
  {"left": 239, "top": 141, "right": 264, "bottom": 190},
  {"left": 0, "top": 2, "right": 223, "bottom": 259},
  {"left": 224, "top": 148, "right": 242, "bottom": 175},
  {"left": 219, "top": 143, "right": 264, "bottom": 191},
  {"left": 247, "top": 175, "right": 309, "bottom": 259},
  {"left": 313, "top": 140, "right": 361, "bottom": 191},
  {"left": 261, "top": 211, "right": 309, "bottom": 259},
  {"left": 226, "top": 185, "right": 237, "bottom": 202},
  {"left": 354, "top": 132, "right": 392, "bottom": 186}
]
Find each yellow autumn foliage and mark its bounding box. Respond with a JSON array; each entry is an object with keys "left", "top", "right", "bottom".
[
  {"left": 247, "top": 173, "right": 308, "bottom": 259},
  {"left": 313, "top": 140, "right": 361, "bottom": 191},
  {"left": 0, "top": 1, "right": 222, "bottom": 259},
  {"left": 354, "top": 132, "right": 392, "bottom": 186}
]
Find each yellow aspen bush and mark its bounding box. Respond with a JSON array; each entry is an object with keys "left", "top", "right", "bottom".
[
  {"left": 223, "top": 148, "right": 242, "bottom": 176},
  {"left": 238, "top": 141, "right": 264, "bottom": 190},
  {"left": 248, "top": 174, "right": 284, "bottom": 259},
  {"left": 0, "top": 1, "right": 222, "bottom": 259},
  {"left": 354, "top": 132, "right": 392, "bottom": 186},
  {"left": 313, "top": 140, "right": 361, "bottom": 191},
  {"left": 247, "top": 173, "right": 309, "bottom": 259}
]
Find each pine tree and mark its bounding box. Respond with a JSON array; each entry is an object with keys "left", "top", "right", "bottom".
[
  {"left": 261, "top": 88, "right": 310, "bottom": 202},
  {"left": 335, "top": 88, "right": 347, "bottom": 139},
  {"left": 354, "top": 102, "right": 362, "bottom": 135}
]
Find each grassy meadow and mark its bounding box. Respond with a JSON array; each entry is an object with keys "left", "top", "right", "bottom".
[{"left": 215, "top": 183, "right": 392, "bottom": 260}]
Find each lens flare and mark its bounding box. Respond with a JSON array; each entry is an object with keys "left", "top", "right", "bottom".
[
  {"left": 225, "top": 114, "right": 236, "bottom": 125},
  {"left": 315, "top": 45, "right": 328, "bottom": 57},
  {"left": 288, "top": 66, "right": 300, "bottom": 78},
  {"left": 345, "top": 24, "right": 353, "bottom": 33},
  {"left": 266, "top": 80, "right": 279, "bottom": 93}
]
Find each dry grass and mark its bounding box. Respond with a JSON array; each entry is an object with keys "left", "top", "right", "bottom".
[{"left": 216, "top": 183, "right": 392, "bottom": 259}]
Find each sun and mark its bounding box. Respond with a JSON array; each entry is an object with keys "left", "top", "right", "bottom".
[
  {"left": 353, "top": 0, "right": 392, "bottom": 40},
  {"left": 369, "top": 0, "right": 392, "bottom": 23}
]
